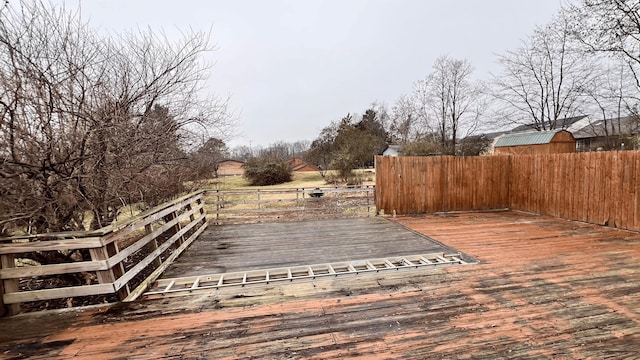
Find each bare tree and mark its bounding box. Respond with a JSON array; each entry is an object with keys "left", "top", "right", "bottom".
[
  {"left": 228, "top": 145, "right": 253, "bottom": 161},
  {"left": 0, "top": 1, "right": 234, "bottom": 234},
  {"left": 566, "top": 0, "right": 640, "bottom": 89},
  {"left": 413, "top": 56, "right": 484, "bottom": 155},
  {"left": 389, "top": 94, "right": 419, "bottom": 144},
  {"left": 492, "top": 17, "right": 596, "bottom": 130}
]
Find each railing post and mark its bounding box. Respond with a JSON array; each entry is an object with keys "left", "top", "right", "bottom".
[
  {"left": 0, "top": 274, "right": 5, "bottom": 317},
  {"left": 1, "top": 254, "right": 21, "bottom": 316},
  {"left": 196, "top": 197, "right": 206, "bottom": 224},
  {"left": 302, "top": 188, "right": 306, "bottom": 220},
  {"left": 163, "top": 210, "right": 182, "bottom": 245},
  {"left": 146, "top": 223, "right": 162, "bottom": 269},
  {"left": 335, "top": 186, "right": 339, "bottom": 217},
  {"left": 367, "top": 186, "right": 371, "bottom": 217},
  {"left": 90, "top": 240, "right": 129, "bottom": 300},
  {"left": 216, "top": 190, "right": 221, "bottom": 225}
]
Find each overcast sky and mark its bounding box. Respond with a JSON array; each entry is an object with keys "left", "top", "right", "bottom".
[{"left": 67, "top": 0, "right": 564, "bottom": 148}]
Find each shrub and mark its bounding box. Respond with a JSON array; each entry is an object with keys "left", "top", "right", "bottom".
[{"left": 243, "top": 157, "right": 292, "bottom": 186}]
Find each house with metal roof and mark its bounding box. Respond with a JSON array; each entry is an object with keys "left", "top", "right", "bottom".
[
  {"left": 572, "top": 115, "right": 640, "bottom": 152},
  {"left": 493, "top": 129, "right": 576, "bottom": 155}
]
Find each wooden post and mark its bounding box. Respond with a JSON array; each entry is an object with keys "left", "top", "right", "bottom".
[
  {"left": 90, "top": 241, "right": 129, "bottom": 300},
  {"left": 367, "top": 186, "right": 371, "bottom": 216},
  {"left": 186, "top": 203, "right": 195, "bottom": 222},
  {"left": 196, "top": 198, "right": 206, "bottom": 225},
  {"left": 216, "top": 190, "right": 220, "bottom": 225},
  {"left": 164, "top": 210, "right": 182, "bottom": 245},
  {"left": 1, "top": 254, "right": 22, "bottom": 316},
  {"left": 256, "top": 190, "right": 261, "bottom": 221},
  {"left": 335, "top": 186, "right": 339, "bottom": 217},
  {"left": 257, "top": 190, "right": 261, "bottom": 209},
  {"left": 146, "top": 224, "right": 162, "bottom": 269},
  {"left": 302, "top": 188, "right": 306, "bottom": 219},
  {"left": 0, "top": 273, "right": 6, "bottom": 317}
]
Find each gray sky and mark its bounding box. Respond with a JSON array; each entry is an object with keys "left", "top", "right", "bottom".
[{"left": 72, "top": 0, "right": 564, "bottom": 148}]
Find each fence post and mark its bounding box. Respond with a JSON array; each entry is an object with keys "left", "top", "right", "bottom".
[
  {"left": 163, "top": 210, "right": 182, "bottom": 246},
  {"left": 146, "top": 223, "right": 162, "bottom": 269},
  {"left": 197, "top": 196, "right": 206, "bottom": 224},
  {"left": 90, "top": 240, "right": 129, "bottom": 300},
  {"left": 0, "top": 271, "right": 5, "bottom": 317},
  {"left": 302, "top": 188, "right": 306, "bottom": 219},
  {"left": 335, "top": 186, "right": 339, "bottom": 217},
  {"left": 367, "top": 186, "right": 371, "bottom": 216},
  {"left": 0, "top": 254, "right": 21, "bottom": 316},
  {"left": 257, "top": 190, "right": 261, "bottom": 209},
  {"left": 216, "top": 190, "right": 220, "bottom": 225}
]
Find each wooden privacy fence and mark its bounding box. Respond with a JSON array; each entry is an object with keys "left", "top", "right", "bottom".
[
  {"left": 376, "top": 151, "right": 640, "bottom": 232},
  {"left": 375, "top": 156, "right": 510, "bottom": 214},
  {"left": 0, "top": 191, "right": 207, "bottom": 316},
  {"left": 208, "top": 186, "right": 375, "bottom": 225}
]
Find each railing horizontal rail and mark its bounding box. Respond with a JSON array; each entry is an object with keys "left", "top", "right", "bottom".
[
  {"left": 0, "top": 237, "right": 104, "bottom": 254},
  {"left": 0, "top": 260, "right": 109, "bottom": 279},
  {"left": 3, "top": 283, "right": 115, "bottom": 305}
]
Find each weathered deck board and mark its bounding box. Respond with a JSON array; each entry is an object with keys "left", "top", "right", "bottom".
[
  {"left": 1, "top": 211, "right": 640, "bottom": 359},
  {"left": 161, "top": 217, "right": 459, "bottom": 277}
]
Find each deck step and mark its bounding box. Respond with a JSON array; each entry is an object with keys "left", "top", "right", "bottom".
[{"left": 141, "top": 253, "right": 473, "bottom": 300}]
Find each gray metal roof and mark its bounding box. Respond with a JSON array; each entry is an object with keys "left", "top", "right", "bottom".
[
  {"left": 572, "top": 115, "right": 640, "bottom": 139},
  {"left": 509, "top": 115, "right": 589, "bottom": 132},
  {"left": 494, "top": 129, "right": 565, "bottom": 147}
]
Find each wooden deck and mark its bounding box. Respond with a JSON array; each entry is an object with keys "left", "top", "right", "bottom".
[
  {"left": 1, "top": 211, "right": 640, "bottom": 359},
  {"left": 161, "top": 217, "right": 463, "bottom": 278}
]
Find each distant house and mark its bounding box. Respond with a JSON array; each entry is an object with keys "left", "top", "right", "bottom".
[
  {"left": 217, "top": 159, "right": 245, "bottom": 176},
  {"left": 382, "top": 145, "right": 401, "bottom": 157},
  {"left": 483, "top": 115, "right": 591, "bottom": 142},
  {"left": 285, "top": 157, "right": 320, "bottom": 172},
  {"left": 509, "top": 115, "right": 591, "bottom": 133},
  {"left": 572, "top": 115, "right": 640, "bottom": 152},
  {"left": 493, "top": 130, "right": 576, "bottom": 155},
  {"left": 480, "top": 114, "right": 640, "bottom": 153}
]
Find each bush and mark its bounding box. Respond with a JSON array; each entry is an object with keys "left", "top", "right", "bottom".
[{"left": 243, "top": 157, "right": 293, "bottom": 186}]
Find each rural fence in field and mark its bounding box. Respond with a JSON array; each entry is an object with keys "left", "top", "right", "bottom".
[
  {"left": 207, "top": 186, "right": 375, "bottom": 225},
  {"left": 376, "top": 151, "right": 640, "bottom": 232}
]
